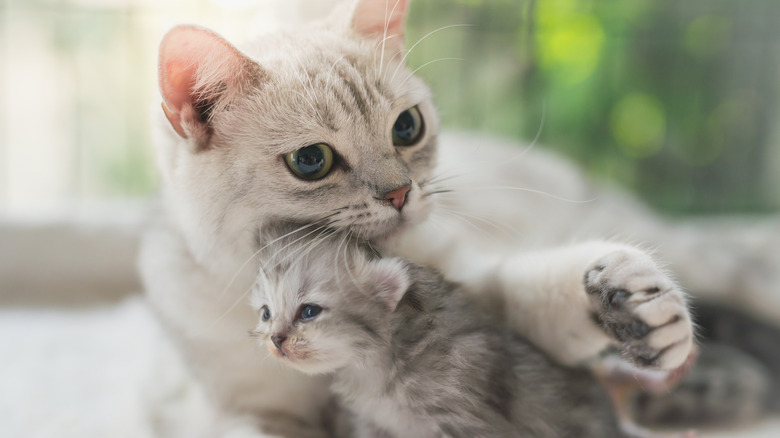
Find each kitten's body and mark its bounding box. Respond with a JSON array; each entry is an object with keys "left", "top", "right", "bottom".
[
  {"left": 141, "top": 1, "right": 699, "bottom": 436},
  {"left": 252, "top": 240, "right": 625, "bottom": 438}
]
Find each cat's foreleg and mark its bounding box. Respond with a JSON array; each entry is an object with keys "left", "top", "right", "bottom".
[{"left": 491, "top": 241, "right": 694, "bottom": 369}]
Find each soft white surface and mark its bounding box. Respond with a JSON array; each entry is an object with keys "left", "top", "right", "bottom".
[{"left": 0, "top": 298, "right": 777, "bottom": 437}]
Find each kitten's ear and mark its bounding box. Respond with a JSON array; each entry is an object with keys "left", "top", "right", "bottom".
[
  {"left": 368, "top": 258, "right": 410, "bottom": 312},
  {"left": 158, "top": 25, "right": 263, "bottom": 149},
  {"left": 350, "top": 0, "right": 410, "bottom": 53}
]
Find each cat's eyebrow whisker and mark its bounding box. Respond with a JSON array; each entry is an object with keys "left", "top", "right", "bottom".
[
  {"left": 400, "top": 58, "right": 464, "bottom": 87},
  {"left": 390, "top": 23, "right": 473, "bottom": 84},
  {"left": 379, "top": 0, "right": 403, "bottom": 77}
]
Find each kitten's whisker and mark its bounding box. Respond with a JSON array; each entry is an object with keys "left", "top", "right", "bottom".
[
  {"left": 401, "top": 58, "right": 464, "bottom": 87},
  {"left": 390, "top": 23, "right": 473, "bottom": 83}
]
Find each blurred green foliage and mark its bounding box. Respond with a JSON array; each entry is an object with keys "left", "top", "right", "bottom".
[{"left": 407, "top": 0, "right": 780, "bottom": 215}]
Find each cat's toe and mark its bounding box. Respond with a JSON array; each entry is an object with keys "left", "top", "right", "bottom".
[{"left": 585, "top": 249, "right": 694, "bottom": 370}]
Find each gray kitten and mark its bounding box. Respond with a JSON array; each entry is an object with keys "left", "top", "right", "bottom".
[{"left": 251, "top": 238, "right": 634, "bottom": 438}]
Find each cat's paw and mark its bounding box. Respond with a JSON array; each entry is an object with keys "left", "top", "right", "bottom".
[{"left": 584, "top": 249, "right": 693, "bottom": 370}]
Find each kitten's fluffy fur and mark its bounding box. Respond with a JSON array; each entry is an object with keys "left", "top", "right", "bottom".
[
  {"left": 141, "top": 1, "right": 696, "bottom": 436},
  {"left": 252, "top": 238, "right": 626, "bottom": 438}
]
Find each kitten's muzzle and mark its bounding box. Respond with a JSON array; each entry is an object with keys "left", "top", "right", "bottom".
[{"left": 271, "top": 334, "right": 287, "bottom": 350}]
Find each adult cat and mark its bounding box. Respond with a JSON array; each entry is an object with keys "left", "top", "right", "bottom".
[{"left": 140, "top": 0, "right": 694, "bottom": 436}]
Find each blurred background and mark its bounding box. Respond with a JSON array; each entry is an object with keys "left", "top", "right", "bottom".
[
  {"left": 2, "top": 2, "right": 780, "bottom": 436},
  {"left": 1, "top": 0, "right": 779, "bottom": 218}
]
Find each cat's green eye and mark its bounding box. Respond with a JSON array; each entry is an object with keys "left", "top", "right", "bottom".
[
  {"left": 285, "top": 143, "right": 334, "bottom": 180},
  {"left": 392, "top": 106, "right": 424, "bottom": 147}
]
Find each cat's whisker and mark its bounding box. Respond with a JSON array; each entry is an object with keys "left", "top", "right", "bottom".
[
  {"left": 422, "top": 189, "right": 455, "bottom": 197},
  {"left": 206, "top": 282, "right": 256, "bottom": 331},
  {"left": 432, "top": 207, "right": 491, "bottom": 238},
  {"left": 215, "top": 220, "right": 327, "bottom": 304},
  {"left": 421, "top": 172, "right": 464, "bottom": 188},
  {"left": 342, "top": 230, "right": 361, "bottom": 291},
  {"left": 401, "top": 58, "right": 464, "bottom": 87},
  {"left": 501, "top": 100, "right": 547, "bottom": 167},
  {"left": 451, "top": 186, "right": 599, "bottom": 204},
  {"left": 264, "top": 225, "right": 338, "bottom": 273},
  {"left": 436, "top": 205, "right": 518, "bottom": 237},
  {"left": 333, "top": 231, "right": 350, "bottom": 292},
  {"left": 390, "top": 23, "right": 473, "bottom": 84}
]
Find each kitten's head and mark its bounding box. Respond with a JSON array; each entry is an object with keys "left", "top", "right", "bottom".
[
  {"left": 155, "top": 0, "right": 439, "bottom": 265},
  {"left": 250, "top": 242, "right": 411, "bottom": 374}
]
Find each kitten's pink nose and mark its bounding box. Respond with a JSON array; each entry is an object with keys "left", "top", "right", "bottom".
[
  {"left": 383, "top": 185, "right": 411, "bottom": 211},
  {"left": 271, "top": 334, "right": 287, "bottom": 350}
]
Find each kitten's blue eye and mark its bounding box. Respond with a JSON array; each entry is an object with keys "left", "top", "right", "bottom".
[
  {"left": 285, "top": 143, "right": 334, "bottom": 180},
  {"left": 392, "top": 106, "right": 424, "bottom": 146},
  {"left": 299, "top": 304, "right": 322, "bottom": 321},
  {"left": 261, "top": 305, "right": 271, "bottom": 322}
]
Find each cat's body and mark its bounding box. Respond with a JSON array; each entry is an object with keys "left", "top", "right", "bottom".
[
  {"left": 251, "top": 240, "right": 626, "bottom": 438},
  {"left": 141, "top": 1, "right": 703, "bottom": 436}
]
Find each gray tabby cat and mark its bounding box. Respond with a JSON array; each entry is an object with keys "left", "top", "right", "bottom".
[
  {"left": 141, "top": 0, "right": 695, "bottom": 436},
  {"left": 250, "top": 236, "right": 693, "bottom": 438}
]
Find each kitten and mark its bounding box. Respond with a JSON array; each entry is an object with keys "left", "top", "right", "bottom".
[
  {"left": 251, "top": 236, "right": 692, "bottom": 438},
  {"left": 141, "top": 0, "right": 695, "bottom": 435}
]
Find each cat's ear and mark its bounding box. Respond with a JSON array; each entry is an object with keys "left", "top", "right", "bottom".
[
  {"left": 158, "top": 25, "right": 263, "bottom": 149},
  {"left": 367, "top": 257, "right": 410, "bottom": 311},
  {"left": 350, "top": 0, "right": 411, "bottom": 53}
]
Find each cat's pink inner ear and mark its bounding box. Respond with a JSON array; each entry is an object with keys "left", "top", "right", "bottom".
[
  {"left": 158, "top": 25, "right": 254, "bottom": 140},
  {"left": 351, "top": 0, "right": 410, "bottom": 46},
  {"left": 371, "top": 258, "right": 410, "bottom": 311}
]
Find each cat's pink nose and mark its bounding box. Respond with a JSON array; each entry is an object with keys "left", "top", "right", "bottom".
[
  {"left": 271, "top": 334, "right": 287, "bottom": 350},
  {"left": 383, "top": 185, "right": 411, "bottom": 211}
]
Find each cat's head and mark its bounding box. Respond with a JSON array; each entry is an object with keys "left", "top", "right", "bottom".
[
  {"left": 155, "top": 0, "right": 439, "bottom": 265},
  {"left": 250, "top": 242, "right": 411, "bottom": 374}
]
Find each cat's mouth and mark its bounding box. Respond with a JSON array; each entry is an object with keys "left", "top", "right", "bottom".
[{"left": 337, "top": 183, "right": 432, "bottom": 243}]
